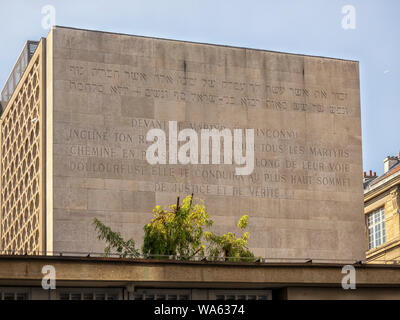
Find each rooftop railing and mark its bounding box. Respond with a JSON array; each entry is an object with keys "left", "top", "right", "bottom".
[{"left": 0, "top": 40, "right": 39, "bottom": 114}]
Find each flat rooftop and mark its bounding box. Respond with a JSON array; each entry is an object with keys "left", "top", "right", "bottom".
[
  {"left": 0, "top": 255, "right": 399, "bottom": 288},
  {"left": 54, "top": 25, "right": 359, "bottom": 63}
]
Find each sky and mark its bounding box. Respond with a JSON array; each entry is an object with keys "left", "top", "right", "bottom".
[{"left": 0, "top": 0, "right": 398, "bottom": 175}]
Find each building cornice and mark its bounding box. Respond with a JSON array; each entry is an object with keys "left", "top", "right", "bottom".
[
  {"left": 364, "top": 174, "right": 400, "bottom": 202},
  {"left": 366, "top": 238, "right": 400, "bottom": 261},
  {"left": 0, "top": 255, "right": 400, "bottom": 288}
]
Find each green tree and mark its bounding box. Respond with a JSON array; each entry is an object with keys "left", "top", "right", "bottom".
[
  {"left": 142, "top": 194, "right": 213, "bottom": 259},
  {"left": 204, "top": 215, "right": 255, "bottom": 262},
  {"left": 93, "top": 194, "right": 256, "bottom": 261},
  {"left": 93, "top": 218, "right": 140, "bottom": 258}
]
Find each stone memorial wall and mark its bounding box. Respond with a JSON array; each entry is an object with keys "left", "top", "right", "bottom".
[{"left": 47, "top": 27, "right": 364, "bottom": 260}]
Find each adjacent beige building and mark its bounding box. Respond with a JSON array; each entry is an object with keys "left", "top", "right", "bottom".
[
  {"left": 1, "top": 26, "right": 365, "bottom": 262},
  {"left": 364, "top": 154, "right": 400, "bottom": 263}
]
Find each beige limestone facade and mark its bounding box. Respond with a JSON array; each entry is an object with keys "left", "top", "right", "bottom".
[
  {"left": 364, "top": 155, "right": 400, "bottom": 263},
  {"left": 1, "top": 26, "right": 365, "bottom": 261}
]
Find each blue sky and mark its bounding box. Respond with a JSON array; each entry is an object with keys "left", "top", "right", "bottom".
[{"left": 0, "top": 0, "right": 398, "bottom": 175}]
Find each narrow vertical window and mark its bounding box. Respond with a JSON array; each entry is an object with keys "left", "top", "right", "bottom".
[{"left": 367, "top": 207, "right": 386, "bottom": 249}]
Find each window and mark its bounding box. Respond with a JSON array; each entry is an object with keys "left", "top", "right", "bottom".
[
  {"left": 367, "top": 207, "right": 386, "bottom": 249},
  {"left": 58, "top": 289, "right": 122, "bottom": 300},
  {"left": 210, "top": 290, "right": 272, "bottom": 300},
  {"left": 0, "top": 288, "right": 29, "bottom": 300},
  {"left": 133, "top": 289, "right": 191, "bottom": 300}
]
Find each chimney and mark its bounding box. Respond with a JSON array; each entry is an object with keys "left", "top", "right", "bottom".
[
  {"left": 383, "top": 156, "right": 398, "bottom": 173},
  {"left": 363, "top": 170, "right": 376, "bottom": 184}
]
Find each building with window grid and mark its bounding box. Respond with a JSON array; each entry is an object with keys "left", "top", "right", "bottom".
[{"left": 364, "top": 154, "right": 400, "bottom": 263}]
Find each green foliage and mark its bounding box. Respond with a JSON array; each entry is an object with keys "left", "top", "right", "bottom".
[
  {"left": 93, "top": 195, "right": 256, "bottom": 262},
  {"left": 204, "top": 215, "right": 255, "bottom": 262},
  {"left": 142, "top": 195, "right": 213, "bottom": 259},
  {"left": 93, "top": 218, "right": 140, "bottom": 258}
]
